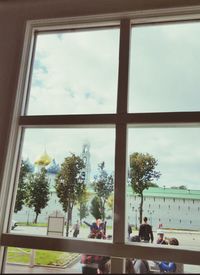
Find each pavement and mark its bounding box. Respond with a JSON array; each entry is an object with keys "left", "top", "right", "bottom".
[
  {"left": 5, "top": 260, "right": 200, "bottom": 274},
  {"left": 5, "top": 226, "right": 200, "bottom": 273},
  {"left": 5, "top": 263, "right": 81, "bottom": 274},
  {"left": 11, "top": 225, "right": 200, "bottom": 249}
]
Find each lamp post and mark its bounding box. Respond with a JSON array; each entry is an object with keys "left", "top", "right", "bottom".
[{"left": 135, "top": 209, "right": 138, "bottom": 230}]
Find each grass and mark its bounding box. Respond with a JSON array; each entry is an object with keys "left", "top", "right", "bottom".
[
  {"left": 16, "top": 222, "right": 48, "bottom": 227},
  {"left": 7, "top": 247, "right": 79, "bottom": 266},
  {"left": 7, "top": 248, "right": 30, "bottom": 264}
]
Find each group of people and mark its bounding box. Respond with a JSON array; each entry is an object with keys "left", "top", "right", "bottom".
[
  {"left": 71, "top": 217, "right": 182, "bottom": 273},
  {"left": 81, "top": 218, "right": 108, "bottom": 274},
  {"left": 128, "top": 216, "right": 183, "bottom": 273},
  {"left": 81, "top": 217, "right": 153, "bottom": 274}
]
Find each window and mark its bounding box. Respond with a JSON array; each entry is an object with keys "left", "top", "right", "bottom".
[
  {"left": 128, "top": 22, "right": 200, "bottom": 113},
  {"left": 1, "top": 6, "right": 200, "bottom": 274},
  {"left": 27, "top": 29, "right": 119, "bottom": 115},
  {"left": 10, "top": 27, "right": 118, "bottom": 240}
]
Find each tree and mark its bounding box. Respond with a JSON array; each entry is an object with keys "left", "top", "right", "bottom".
[
  {"left": 55, "top": 153, "right": 85, "bottom": 236},
  {"left": 77, "top": 189, "right": 90, "bottom": 224},
  {"left": 129, "top": 152, "right": 161, "bottom": 224},
  {"left": 25, "top": 167, "right": 50, "bottom": 223},
  {"left": 14, "top": 160, "right": 30, "bottom": 213},
  {"left": 92, "top": 162, "right": 114, "bottom": 220},
  {"left": 171, "top": 185, "right": 187, "bottom": 190},
  {"left": 79, "top": 203, "right": 89, "bottom": 224},
  {"left": 106, "top": 194, "right": 114, "bottom": 211},
  {"left": 105, "top": 194, "right": 114, "bottom": 219},
  {"left": 90, "top": 196, "right": 102, "bottom": 220}
]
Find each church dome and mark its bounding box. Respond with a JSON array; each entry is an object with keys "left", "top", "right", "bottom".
[
  {"left": 35, "top": 150, "right": 52, "bottom": 166},
  {"left": 47, "top": 159, "right": 60, "bottom": 174},
  {"left": 24, "top": 158, "right": 35, "bottom": 173}
]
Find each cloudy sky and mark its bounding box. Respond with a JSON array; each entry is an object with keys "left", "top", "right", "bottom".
[{"left": 22, "top": 23, "right": 200, "bottom": 190}]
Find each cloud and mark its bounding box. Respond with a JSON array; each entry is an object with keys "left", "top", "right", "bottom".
[
  {"left": 23, "top": 24, "right": 200, "bottom": 190},
  {"left": 22, "top": 128, "right": 115, "bottom": 178},
  {"left": 128, "top": 127, "right": 200, "bottom": 189},
  {"left": 129, "top": 22, "right": 200, "bottom": 113},
  {"left": 27, "top": 28, "right": 119, "bottom": 115}
]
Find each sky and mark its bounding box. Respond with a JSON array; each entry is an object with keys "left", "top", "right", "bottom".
[{"left": 22, "top": 23, "right": 200, "bottom": 190}]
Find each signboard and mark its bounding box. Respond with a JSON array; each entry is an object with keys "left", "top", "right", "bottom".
[{"left": 47, "top": 211, "right": 65, "bottom": 237}]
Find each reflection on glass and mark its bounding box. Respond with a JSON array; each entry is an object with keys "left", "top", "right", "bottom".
[
  {"left": 5, "top": 248, "right": 81, "bottom": 273},
  {"left": 126, "top": 127, "right": 200, "bottom": 251},
  {"left": 129, "top": 22, "right": 200, "bottom": 113},
  {"left": 27, "top": 28, "right": 119, "bottom": 115},
  {"left": 127, "top": 258, "right": 200, "bottom": 274},
  {"left": 12, "top": 128, "right": 115, "bottom": 240},
  {"left": 125, "top": 258, "right": 186, "bottom": 274}
]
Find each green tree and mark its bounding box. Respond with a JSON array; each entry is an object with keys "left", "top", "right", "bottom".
[
  {"left": 171, "top": 185, "right": 187, "bottom": 190},
  {"left": 129, "top": 152, "right": 161, "bottom": 224},
  {"left": 105, "top": 194, "right": 114, "bottom": 219},
  {"left": 14, "top": 160, "right": 30, "bottom": 213},
  {"left": 79, "top": 203, "right": 89, "bottom": 224},
  {"left": 92, "top": 162, "right": 114, "bottom": 220},
  {"left": 25, "top": 167, "right": 50, "bottom": 223},
  {"left": 106, "top": 194, "right": 114, "bottom": 211},
  {"left": 55, "top": 153, "right": 85, "bottom": 236},
  {"left": 77, "top": 189, "right": 90, "bottom": 224},
  {"left": 90, "top": 196, "right": 102, "bottom": 220}
]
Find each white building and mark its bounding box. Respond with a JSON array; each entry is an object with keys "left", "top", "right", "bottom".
[
  {"left": 14, "top": 150, "right": 200, "bottom": 231},
  {"left": 127, "top": 186, "right": 200, "bottom": 231}
]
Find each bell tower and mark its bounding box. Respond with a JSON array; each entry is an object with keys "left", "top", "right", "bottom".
[{"left": 81, "top": 143, "right": 91, "bottom": 185}]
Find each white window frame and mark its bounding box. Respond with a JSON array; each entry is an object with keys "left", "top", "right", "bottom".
[{"left": 1, "top": 6, "right": 200, "bottom": 273}]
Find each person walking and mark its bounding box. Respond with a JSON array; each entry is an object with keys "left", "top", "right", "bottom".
[
  {"left": 71, "top": 220, "right": 80, "bottom": 237},
  {"left": 139, "top": 217, "right": 154, "bottom": 243},
  {"left": 128, "top": 223, "right": 132, "bottom": 239}
]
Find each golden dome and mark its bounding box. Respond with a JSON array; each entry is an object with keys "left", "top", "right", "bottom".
[{"left": 35, "top": 150, "right": 52, "bottom": 166}]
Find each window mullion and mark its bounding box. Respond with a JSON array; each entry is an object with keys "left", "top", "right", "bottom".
[
  {"left": 117, "top": 19, "right": 131, "bottom": 115},
  {"left": 113, "top": 19, "right": 131, "bottom": 249}
]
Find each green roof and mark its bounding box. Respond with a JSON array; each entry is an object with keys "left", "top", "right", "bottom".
[
  {"left": 51, "top": 185, "right": 200, "bottom": 200},
  {"left": 127, "top": 186, "right": 200, "bottom": 200}
]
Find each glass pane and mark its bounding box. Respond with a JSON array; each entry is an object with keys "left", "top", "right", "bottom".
[
  {"left": 5, "top": 248, "right": 82, "bottom": 273},
  {"left": 129, "top": 22, "right": 200, "bottom": 113},
  {"left": 11, "top": 128, "right": 115, "bottom": 241},
  {"left": 26, "top": 28, "right": 119, "bottom": 115},
  {"left": 124, "top": 258, "right": 200, "bottom": 274},
  {"left": 126, "top": 127, "right": 200, "bottom": 251},
  {"left": 5, "top": 247, "right": 112, "bottom": 274}
]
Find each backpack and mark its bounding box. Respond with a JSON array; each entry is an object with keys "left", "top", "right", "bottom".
[{"left": 131, "top": 235, "right": 141, "bottom": 242}]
